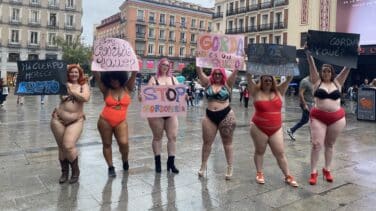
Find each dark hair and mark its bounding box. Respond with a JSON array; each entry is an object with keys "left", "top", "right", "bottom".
[
  {"left": 320, "top": 64, "right": 336, "bottom": 81},
  {"left": 100, "top": 71, "right": 129, "bottom": 89}
]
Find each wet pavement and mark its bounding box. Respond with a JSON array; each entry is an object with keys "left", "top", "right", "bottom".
[{"left": 0, "top": 87, "right": 376, "bottom": 211}]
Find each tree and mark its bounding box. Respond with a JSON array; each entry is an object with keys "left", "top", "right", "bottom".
[
  {"left": 181, "top": 62, "right": 196, "bottom": 81},
  {"left": 56, "top": 36, "right": 92, "bottom": 74}
]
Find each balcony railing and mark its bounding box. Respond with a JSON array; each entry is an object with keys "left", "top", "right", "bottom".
[
  {"left": 65, "top": 5, "right": 75, "bottom": 11},
  {"left": 225, "top": 27, "right": 245, "bottom": 34},
  {"left": 48, "top": 3, "right": 59, "bottom": 9},
  {"left": 227, "top": 6, "right": 247, "bottom": 16},
  {"left": 248, "top": 4, "right": 259, "bottom": 11},
  {"left": 159, "top": 20, "right": 166, "bottom": 25},
  {"left": 46, "top": 45, "right": 58, "bottom": 50},
  {"left": 9, "top": 0, "right": 23, "bottom": 5},
  {"left": 169, "top": 22, "right": 176, "bottom": 27},
  {"left": 47, "top": 22, "right": 59, "bottom": 29},
  {"left": 9, "top": 19, "right": 21, "bottom": 25},
  {"left": 64, "top": 24, "right": 76, "bottom": 30},
  {"left": 29, "top": 0, "right": 41, "bottom": 7},
  {"left": 275, "top": 0, "right": 288, "bottom": 6},
  {"left": 246, "top": 25, "right": 258, "bottom": 32},
  {"left": 29, "top": 18, "right": 41, "bottom": 26},
  {"left": 260, "top": 1, "right": 272, "bottom": 9},
  {"left": 212, "top": 12, "right": 223, "bottom": 19},
  {"left": 8, "top": 41, "right": 21, "bottom": 48},
  {"left": 28, "top": 43, "right": 40, "bottom": 49},
  {"left": 136, "top": 32, "right": 145, "bottom": 39},
  {"left": 259, "top": 23, "right": 273, "bottom": 31},
  {"left": 274, "top": 22, "right": 286, "bottom": 29}
]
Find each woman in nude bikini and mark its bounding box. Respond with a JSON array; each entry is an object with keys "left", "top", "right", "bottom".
[
  {"left": 146, "top": 58, "right": 180, "bottom": 174},
  {"left": 306, "top": 50, "right": 351, "bottom": 185},
  {"left": 95, "top": 70, "right": 136, "bottom": 177},
  {"left": 196, "top": 67, "right": 238, "bottom": 180},
  {"left": 51, "top": 64, "right": 90, "bottom": 184},
  {"left": 247, "top": 73, "right": 298, "bottom": 187}
]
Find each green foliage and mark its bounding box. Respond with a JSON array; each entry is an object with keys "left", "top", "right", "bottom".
[
  {"left": 181, "top": 62, "right": 196, "bottom": 80},
  {"left": 56, "top": 36, "right": 92, "bottom": 74}
]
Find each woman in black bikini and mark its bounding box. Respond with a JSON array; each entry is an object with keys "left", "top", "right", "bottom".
[
  {"left": 146, "top": 58, "right": 180, "bottom": 173},
  {"left": 196, "top": 67, "right": 238, "bottom": 180},
  {"left": 50, "top": 64, "right": 90, "bottom": 184}
]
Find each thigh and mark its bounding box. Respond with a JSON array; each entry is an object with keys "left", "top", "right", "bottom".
[
  {"left": 268, "top": 129, "right": 285, "bottom": 156},
  {"left": 325, "top": 117, "right": 346, "bottom": 145},
  {"left": 50, "top": 117, "right": 66, "bottom": 146},
  {"left": 250, "top": 124, "right": 269, "bottom": 153},
  {"left": 164, "top": 116, "right": 178, "bottom": 138},
  {"left": 114, "top": 121, "right": 129, "bottom": 145},
  {"left": 98, "top": 117, "right": 114, "bottom": 146},
  {"left": 63, "top": 119, "right": 84, "bottom": 147},
  {"left": 202, "top": 116, "right": 218, "bottom": 145},
  {"left": 148, "top": 118, "right": 165, "bottom": 138},
  {"left": 310, "top": 118, "right": 327, "bottom": 145},
  {"left": 218, "top": 110, "right": 236, "bottom": 144}
]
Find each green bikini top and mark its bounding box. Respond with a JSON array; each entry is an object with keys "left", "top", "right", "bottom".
[{"left": 205, "top": 85, "right": 230, "bottom": 101}]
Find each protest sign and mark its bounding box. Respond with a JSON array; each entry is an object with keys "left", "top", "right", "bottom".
[
  {"left": 140, "top": 84, "right": 187, "bottom": 118},
  {"left": 15, "top": 60, "right": 67, "bottom": 95},
  {"left": 307, "top": 30, "right": 360, "bottom": 68},
  {"left": 247, "top": 44, "right": 299, "bottom": 76},
  {"left": 92, "top": 38, "right": 139, "bottom": 71},
  {"left": 196, "top": 34, "right": 245, "bottom": 70}
]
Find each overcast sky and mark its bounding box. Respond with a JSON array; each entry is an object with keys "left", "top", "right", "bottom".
[{"left": 82, "top": 0, "right": 215, "bottom": 45}]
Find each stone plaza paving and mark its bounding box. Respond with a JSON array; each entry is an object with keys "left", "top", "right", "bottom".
[{"left": 0, "top": 87, "right": 376, "bottom": 210}]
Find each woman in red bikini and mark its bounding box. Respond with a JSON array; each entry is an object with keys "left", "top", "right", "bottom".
[
  {"left": 306, "top": 50, "right": 350, "bottom": 185},
  {"left": 196, "top": 67, "right": 238, "bottom": 180},
  {"left": 146, "top": 58, "right": 180, "bottom": 174},
  {"left": 247, "top": 73, "right": 298, "bottom": 187},
  {"left": 51, "top": 64, "right": 90, "bottom": 184},
  {"left": 95, "top": 70, "right": 136, "bottom": 177}
]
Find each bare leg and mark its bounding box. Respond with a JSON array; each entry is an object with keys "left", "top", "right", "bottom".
[
  {"left": 148, "top": 118, "right": 164, "bottom": 155},
  {"left": 250, "top": 124, "right": 269, "bottom": 172},
  {"left": 50, "top": 116, "right": 66, "bottom": 160},
  {"left": 62, "top": 118, "right": 84, "bottom": 161},
  {"left": 268, "top": 128, "right": 290, "bottom": 176},
  {"left": 218, "top": 110, "right": 236, "bottom": 166},
  {"left": 310, "top": 118, "right": 327, "bottom": 173},
  {"left": 200, "top": 116, "right": 218, "bottom": 170},
  {"left": 98, "top": 117, "right": 114, "bottom": 167},
  {"left": 324, "top": 117, "right": 346, "bottom": 170},
  {"left": 165, "top": 116, "right": 178, "bottom": 156},
  {"left": 114, "top": 121, "right": 129, "bottom": 162}
]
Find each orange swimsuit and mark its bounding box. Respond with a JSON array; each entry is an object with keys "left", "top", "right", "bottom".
[
  {"left": 252, "top": 95, "right": 282, "bottom": 137},
  {"left": 101, "top": 91, "right": 131, "bottom": 128}
]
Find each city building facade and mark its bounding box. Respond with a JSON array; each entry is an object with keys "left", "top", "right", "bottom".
[{"left": 0, "top": 0, "right": 83, "bottom": 84}]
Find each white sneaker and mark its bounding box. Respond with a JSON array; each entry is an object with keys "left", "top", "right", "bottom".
[{"left": 287, "top": 129, "right": 296, "bottom": 141}]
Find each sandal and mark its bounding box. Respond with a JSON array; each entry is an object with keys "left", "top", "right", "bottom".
[
  {"left": 256, "top": 172, "right": 265, "bottom": 184},
  {"left": 285, "top": 175, "right": 299, "bottom": 187}
]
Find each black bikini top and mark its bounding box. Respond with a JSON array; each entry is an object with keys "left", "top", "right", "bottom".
[
  {"left": 314, "top": 82, "right": 341, "bottom": 100},
  {"left": 155, "top": 77, "right": 175, "bottom": 85}
]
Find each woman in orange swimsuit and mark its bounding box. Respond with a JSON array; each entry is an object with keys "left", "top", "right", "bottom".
[
  {"left": 51, "top": 64, "right": 90, "bottom": 184},
  {"left": 306, "top": 50, "right": 351, "bottom": 185},
  {"left": 247, "top": 73, "right": 298, "bottom": 187},
  {"left": 95, "top": 70, "right": 136, "bottom": 177},
  {"left": 146, "top": 58, "right": 180, "bottom": 174}
]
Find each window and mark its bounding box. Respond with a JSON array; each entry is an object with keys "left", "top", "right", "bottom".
[
  {"left": 249, "top": 38, "right": 255, "bottom": 44},
  {"left": 66, "top": 0, "right": 74, "bottom": 8},
  {"left": 275, "top": 36, "right": 281, "bottom": 44},
  {"left": 262, "top": 14, "right": 268, "bottom": 24},
  {"left": 199, "top": 20, "right": 204, "bottom": 29},
  {"left": 261, "top": 37, "right": 267, "bottom": 43},
  {"left": 136, "top": 42, "right": 145, "bottom": 55},
  {"left": 191, "top": 19, "right": 196, "bottom": 28},
  {"left": 66, "top": 14, "right": 74, "bottom": 26},
  {"left": 158, "top": 45, "right": 164, "bottom": 55},
  {"left": 179, "top": 47, "right": 185, "bottom": 57},
  {"left": 148, "top": 44, "right": 154, "bottom": 54},
  {"left": 30, "top": 10, "right": 39, "bottom": 23},
  {"left": 30, "top": 31, "right": 38, "bottom": 44},
  {"left": 11, "top": 8, "right": 20, "bottom": 21},
  {"left": 48, "top": 33, "right": 56, "bottom": 46},
  {"left": 136, "top": 25, "right": 145, "bottom": 34},
  {"left": 11, "top": 30, "right": 20, "bottom": 43},
  {"left": 190, "top": 34, "right": 196, "bottom": 42},
  {"left": 48, "top": 0, "right": 58, "bottom": 6},
  {"left": 49, "top": 13, "right": 57, "bottom": 26},
  {"left": 190, "top": 48, "right": 195, "bottom": 57},
  {"left": 31, "top": 0, "right": 40, "bottom": 4},
  {"left": 159, "top": 14, "right": 165, "bottom": 24},
  {"left": 168, "top": 46, "right": 173, "bottom": 56},
  {"left": 137, "top": 10, "right": 144, "bottom": 21},
  {"left": 169, "top": 31, "right": 174, "bottom": 40},
  {"left": 300, "top": 32, "right": 307, "bottom": 47},
  {"left": 250, "top": 17, "right": 255, "bottom": 27},
  {"left": 8, "top": 53, "right": 20, "bottom": 62},
  {"left": 159, "top": 30, "right": 165, "bottom": 39},
  {"left": 208, "top": 22, "right": 212, "bottom": 31},
  {"left": 170, "top": 16, "right": 175, "bottom": 26},
  {"left": 65, "top": 34, "right": 73, "bottom": 44},
  {"left": 28, "top": 54, "right": 39, "bottom": 60},
  {"left": 148, "top": 28, "right": 154, "bottom": 38},
  {"left": 149, "top": 12, "right": 155, "bottom": 23},
  {"left": 228, "top": 20, "right": 233, "bottom": 30},
  {"left": 181, "top": 17, "right": 186, "bottom": 27},
  {"left": 216, "top": 23, "right": 220, "bottom": 31},
  {"left": 46, "top": 54, "right": 57, "bottom": 60},
  {"left": 180, "top": 32, "right": 185, "bottom": 42}
]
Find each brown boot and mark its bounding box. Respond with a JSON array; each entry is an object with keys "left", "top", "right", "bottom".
[
  {"left": 59, "top": 159, "right": 69, "bottom": 184},
  {"left": 69, "top": 157, "right": 80, "bottom": 184}
]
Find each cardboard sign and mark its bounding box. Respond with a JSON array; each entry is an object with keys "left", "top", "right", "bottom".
[
  {"left": 247, "top": 44, "right": 299, "bottom": 76},
  {"left": 140, "top": 84, "right": 187, "bottom": 118},
  {"left": 15, "top": 60, "right": 67, "bottom": 95},
  {"left": 307, "top": 30, "right": 360, "bottom": 68},
  {"left": 92, "top": 38, "right": 139, "bottom": 71},
  {"left": 196, "top": 34, "right": 245, "bottom": 70},
  {"left": 357, "top": 88, "right": 376, "bottom": 121}
]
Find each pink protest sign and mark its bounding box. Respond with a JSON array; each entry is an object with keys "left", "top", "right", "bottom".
[
  {"left": 140, "top": 84, "right": 187, "bottom": 118},
  {"left": 196, "top": 34, "right": 245, "bottom": 70},
  {"left": 92, "top": 38, "right": 139, "bottom": 71}
]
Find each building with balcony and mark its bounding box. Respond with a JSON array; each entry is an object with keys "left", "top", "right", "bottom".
[
  {"left": 95, "top": 0, "right": 213, "bottom": 74},
  {"left": 0, "top": 0, "right": 83, "bottom": 82},
  {"left": 95, "top": 13, "right": 123, "bottom": 40}
]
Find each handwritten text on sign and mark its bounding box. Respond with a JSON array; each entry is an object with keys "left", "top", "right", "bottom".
[
  {"left": 196, "top": 34, "right": 245, "bottom": 69},
  {"left": 16, "top": 60, "right": 67, "bottom": 95},
  {"left": 92, "top": 38, "right": 139, "bottom": 71},
  {"left": 140, "top": 85, "right": 187, "bottom": 118}
]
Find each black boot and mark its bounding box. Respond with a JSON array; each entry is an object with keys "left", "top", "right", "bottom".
[
  {"left": 167, "top": 156, "right": 179, "bottom": 174},
  {"left": 155, "top": 155, "right": 161, "bottom": 173},
  {"left": 69, "top": 157, "right": 80, "bottom": 184},
  {"left": 123, "top": 160, "right": 129, "bottom": 171},
  {"left": 59, "top": 159, "right": 69, "bottom": 184}
]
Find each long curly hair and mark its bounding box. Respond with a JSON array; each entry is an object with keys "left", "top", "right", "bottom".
[
  {"left": 100, "top": 71, "right": 129, "bottom": 89},
  {"left": 209, "top": 68, "right": 227, "bottom": 85},
  {"left": 156, "top": 58, "right": 172, "bottom": 77},
  {"left": 67, "top": 64, "right": 86, "bottom": 85}
]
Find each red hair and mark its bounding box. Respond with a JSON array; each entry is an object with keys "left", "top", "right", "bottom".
[
  {"left": 157, "top": 58, "right": 172, "bottom": 77},
  {"left": 67, "top": 64, "right": 86, "bottom": 85},
  {"left": 209, "top": 68, "right": 227, "bottom": 85}
]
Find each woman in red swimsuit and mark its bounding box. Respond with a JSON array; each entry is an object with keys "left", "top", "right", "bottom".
[
  {"left": 95, "top": 70, "right": 136, "bottom": 177},
  {"left": 51, "top": 64, "right": 90, "bottom": 184},
  {"left": 247, "top": 73, "right": 298, "bottom": 187},
  {"left": 146, "top": 58, "right": 180, "bottom": 174},
  {"left": 306, "top": 50, "right": 351, "bottom": 185}
]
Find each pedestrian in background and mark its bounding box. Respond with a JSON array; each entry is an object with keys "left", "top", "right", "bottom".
[
  {"left": 94, "top": 69, "right": 137, "bottom": 177},
  {"left": 247, "top": 73, "right": 298, "bottom": 187},
  {"left": 243, "top": 86, "right": 249, "bottom": 108},
  {"left": 145, "top": 58, "right": 180, "bottom": 174},
  {"left": 287, "top": 76, "right": 314, "bottom": 141},
  {"left": 0, "top": 79, "right": 8, "bottom": 106},
  {"left": 50, "top": 64, "right": 90, "bottom": 184},
  {"left": 196, "top": 67, "right": 238, "bottom": 180}
]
